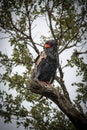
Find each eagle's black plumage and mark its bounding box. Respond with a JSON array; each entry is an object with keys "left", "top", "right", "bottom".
[{"left": 32, "top": 40, "right": 58, "bottom": 84}]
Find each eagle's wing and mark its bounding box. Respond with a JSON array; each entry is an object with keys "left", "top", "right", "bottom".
[{"left": 31, "top": 51, "right": 47, "bottom": 79}]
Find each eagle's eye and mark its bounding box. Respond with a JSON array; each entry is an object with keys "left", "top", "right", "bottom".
[{"left": 44, "top": 43, "right": 51, "bottom": 48}]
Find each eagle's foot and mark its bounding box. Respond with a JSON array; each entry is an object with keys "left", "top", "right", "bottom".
[
  {"left": 41, "top": 82, "right": 52, "bottom": 87},
  {"left": 33, "top": 78, "right": 51, "bottom": 87},
  {"left": 38, "top": 81, "right": 52, "bottom": 88},
  {"left": 33, "top": 78, "right": 44, "bottom": 87},
  {"left": 36, "top": 81, "right": 47, "bottom": 87}
]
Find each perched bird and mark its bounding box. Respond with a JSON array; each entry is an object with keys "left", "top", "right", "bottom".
[{"left": 31, "top": 40, "right": 58, "bottom": 86}]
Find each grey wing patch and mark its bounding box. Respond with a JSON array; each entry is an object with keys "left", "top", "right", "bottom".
[{"left": 31, "top": 51, "right": 47, "bottom": 79}]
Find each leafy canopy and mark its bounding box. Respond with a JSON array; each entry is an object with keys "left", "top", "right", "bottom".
[{"left": 0, "top": 0, "right": 87, "bottom": 129}]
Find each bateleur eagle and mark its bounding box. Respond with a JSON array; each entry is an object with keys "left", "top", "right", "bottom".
[{"left": 31, "top": 40, "right": 58, "bottom": 85}]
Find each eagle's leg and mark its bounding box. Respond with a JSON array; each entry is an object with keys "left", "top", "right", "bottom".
[
  {"left": 34, "top": 79, "right": 48, "bottom": 87},
  {"left": 34, "top": 79, "right": 51, "bottom": 87},
  {"left": 33, "top": 72, "right": 52, "bottom": 87}
]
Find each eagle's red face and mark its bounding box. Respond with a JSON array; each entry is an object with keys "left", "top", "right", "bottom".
[{"left": 44, "top": 43, "right": 51, "bottom": 48}]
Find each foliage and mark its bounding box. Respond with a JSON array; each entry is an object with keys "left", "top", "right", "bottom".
[
  {"left": 0, "top": 0, "right": 87, "bottom": 130},
  {"left": 69, "top": 51, "right": 87, "bottom": 105}
]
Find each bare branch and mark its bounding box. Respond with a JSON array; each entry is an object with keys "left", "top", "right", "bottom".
[
  {"left": 56, "top": 53, "right": 72, "bottom": 102},
  {"left": 59, "top": 31, "right": 79, "bottom": 54},
  {"left": 25, "top": 4, "right": 40, "bottom": 54},
  {"left": 45, "top": 1, "right": 56, "bottom": 39}
]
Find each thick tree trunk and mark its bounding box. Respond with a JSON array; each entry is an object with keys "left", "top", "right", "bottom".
[{"left": 26, "top": 80, "right": 87, "bottom": 130}]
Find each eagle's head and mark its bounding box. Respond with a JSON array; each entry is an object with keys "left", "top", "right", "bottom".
[{"left": 44, "top": 40, "right": 58, "bottom": 58}]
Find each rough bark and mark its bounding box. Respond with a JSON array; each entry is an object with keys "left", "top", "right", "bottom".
[{"left": 26, "top": 80, "right": 87, "bottom": 130}]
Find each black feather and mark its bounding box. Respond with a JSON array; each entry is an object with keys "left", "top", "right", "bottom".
[{"left": 32, "top": 40, "right": 58, "bottom": 84}]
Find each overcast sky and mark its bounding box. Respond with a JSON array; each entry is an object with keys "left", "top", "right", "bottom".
[{"left": 0, "top": 12, "right": 86, "bottom": 130}]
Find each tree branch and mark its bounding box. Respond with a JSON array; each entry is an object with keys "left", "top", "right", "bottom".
[
  {"left": 56, "top": 54, "right": 71, "bottom": 102},
  {"left": 26, "top": 79, "right": 70, "bottom": 107},
  {"left": 45, "top": 1, "right": 56, "bottom": 39},
  {"left": 25, "top": 4, "right": 40, "bottom": 54},
  {"left": 26, "top": 79, "right": 87, "bottom": 130}
]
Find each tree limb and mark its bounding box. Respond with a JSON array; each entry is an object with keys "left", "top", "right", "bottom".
[
  {"left": 45, "top": 1, "right": 56, "bottom": 39},
  {"left": 26, "top": 79, "right": 70, "bottom": 107},
  {"left": 25, "top": 4, "right": 39, "bottom": 54},
  {"left": 26, "top": 79, "right": 87, "bottom": 130}
]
